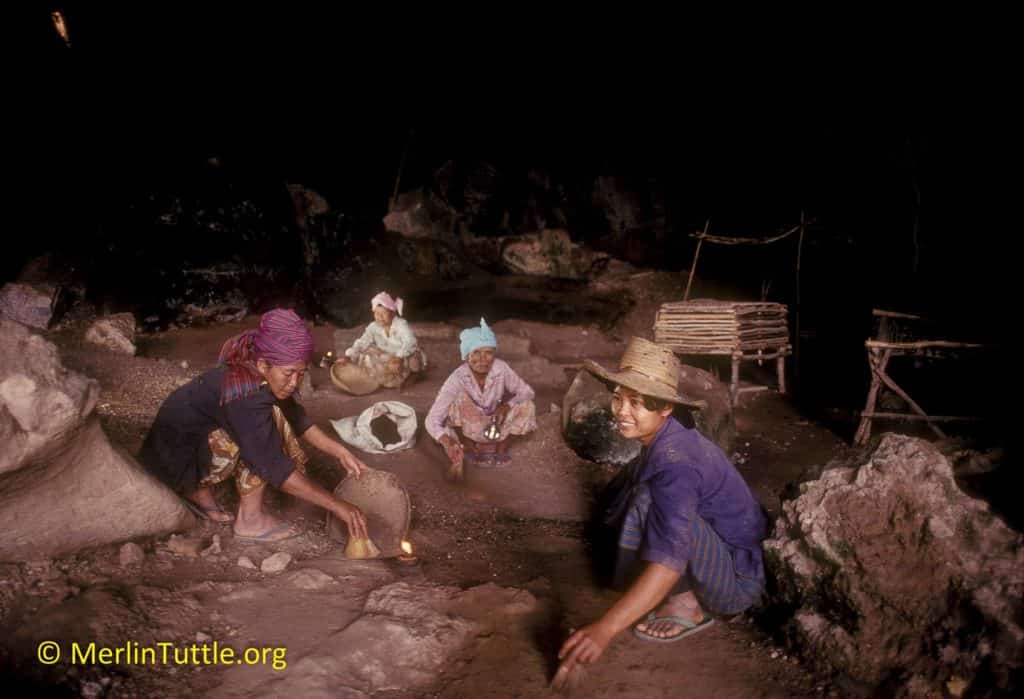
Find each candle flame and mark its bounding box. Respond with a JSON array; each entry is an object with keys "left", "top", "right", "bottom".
[{"left": 400, "top": 540, "right": 413, "bottom": 555}]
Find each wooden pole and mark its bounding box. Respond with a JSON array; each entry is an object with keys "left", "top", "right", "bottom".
[
  {"left": 730, "top": 351, "right": 741, "bottom": 407},
  {"left": 855, "top": 347, "right": 890, "bottom": 445},
  {"left": 793, "top": 210, "right": 805, "bottom": 388},
  {"left": 683, "top": 219, "right": 709, "bottom": 302}
]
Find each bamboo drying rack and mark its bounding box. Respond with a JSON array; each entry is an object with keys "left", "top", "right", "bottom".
[{"left": 654, "top": 299, "right": 791, "bottom": 405}]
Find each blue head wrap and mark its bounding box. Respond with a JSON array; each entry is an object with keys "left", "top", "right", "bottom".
[{"left": 459, "top": 318, "right": 498, "bottom": 360}]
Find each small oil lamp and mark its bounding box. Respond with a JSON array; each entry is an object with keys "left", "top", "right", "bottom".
[
  {"left": 319, "top": 350, "right": 335, "bottom": 368},
  {"left": 397, "top": 540, "right": 418, "bottom": 565}
]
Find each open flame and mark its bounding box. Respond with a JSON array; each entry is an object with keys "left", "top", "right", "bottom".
[
  {"left": 400, "top": 540, "right": 413, "bottom": 555},
  {"left": 51, "top": 11, "right": 71, "bottom": 47}
]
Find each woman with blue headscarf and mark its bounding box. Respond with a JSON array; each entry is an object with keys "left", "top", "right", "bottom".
[{"left": 425, "top": 318, "right": 537, "bottom": 481}]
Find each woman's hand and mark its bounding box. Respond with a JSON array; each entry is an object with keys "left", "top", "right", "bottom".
[
  {"left": 439, "top": 435, "right": 464, "bottom": 482},
  {"left": 439, "top": 434, "right": 464, "bottom": 466},
  {"left": 334, "top": 500, "right": 368, "bottom": 540},
  {"left": 494, "top": 402, "right": 512, "bottom": 427},
  {"left": 387, "top": 356, "right": 403, "bottom": 374},
  {"left": 336, "top": 448, "right": 367, "bottom": 479},
  {"left": 300, "top": 425, "right": 366, "bottom": 480},
  {"left": 551, "top": 621, "right": 615, "bottom": 691}
]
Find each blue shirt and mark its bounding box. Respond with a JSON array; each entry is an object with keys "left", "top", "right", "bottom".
[{"left": 623, "top": 416, "right": 766, "bottom": 580}]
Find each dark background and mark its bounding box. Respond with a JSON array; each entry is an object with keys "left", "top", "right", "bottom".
[{"left": 21, "top": 4, "right": 1013, "bottom": 445}]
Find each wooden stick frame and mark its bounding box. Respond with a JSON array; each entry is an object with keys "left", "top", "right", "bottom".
[{"left": 854, "top": 329, "right": 995, "bottom": 445}]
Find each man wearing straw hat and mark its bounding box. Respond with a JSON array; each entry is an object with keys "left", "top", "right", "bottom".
[{"left": 552, "top": 337, "right": 766, "bottom": 690}]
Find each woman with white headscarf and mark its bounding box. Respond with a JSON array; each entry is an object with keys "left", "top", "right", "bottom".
[
  {"left": 333, "top": 291, "right": 428, "bottom": 393},
  {"left": 425, "top": 318, "right": 537, "bottom": 481}
]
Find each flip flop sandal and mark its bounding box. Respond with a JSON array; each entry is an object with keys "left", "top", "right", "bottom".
[
  {"left": 232, "top": 522, "right": 302, "bottom": 543},
  {"left": 632, "top": 613, "right": 715, "bottom": 643}
]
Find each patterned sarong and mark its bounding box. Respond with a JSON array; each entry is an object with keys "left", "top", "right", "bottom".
[
  {"left": 199, "top": 406, "right": 308, "bottom": 495},
  {"left": 354, "top": 346, "right": 428, "bottom": 389},
  {"left": 445, "top": 392, "right": 537, "bottom": 467}
]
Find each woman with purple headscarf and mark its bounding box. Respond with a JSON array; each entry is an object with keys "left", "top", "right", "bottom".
[
  {"left": 139, "top": 309, "right": 369, "bottom": 543},
  {"left": 332, "top": 291, "right": 427, "bottom": 393}
]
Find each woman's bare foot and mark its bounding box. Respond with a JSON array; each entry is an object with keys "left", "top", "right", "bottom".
[
  {"left": 635, "top": 591, "right": 706, "bottom": 639},
  {"left": 232, "top": 484, "right": 300, "bottom": 541},
  {"left": 187, "top": 487, "right": 235, "bottom": 523}
]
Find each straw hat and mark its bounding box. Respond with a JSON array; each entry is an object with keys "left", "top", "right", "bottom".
[
  {"left": 329, "top": 361, "right": 380, "bottom": 396},
  {"left": 584, "top": 337, "right": 707, "bottom": 408},
  {"left": 326, "top": 467, "right": 411, "bottom": 558}
]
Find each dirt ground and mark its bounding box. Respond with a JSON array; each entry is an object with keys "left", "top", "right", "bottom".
[{"left": 1, "top": 315, "right": 854, "bottom": 698}]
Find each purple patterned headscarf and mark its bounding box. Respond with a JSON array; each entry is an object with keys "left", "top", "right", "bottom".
[{"left": 217, "top": 309, "right": 314, "bottom": 403}]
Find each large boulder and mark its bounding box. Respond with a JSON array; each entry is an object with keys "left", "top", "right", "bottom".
[
  {"left": 764, "top": 434, "right": 1023, "bottom": 697},
  {"left": 562, "top": 364, "right": 735, "bottom": 466},
  {"left": 84, "top": 313, "right": 137, "bottom": 355},
  {"left": 0, "top": 282, "right": 58, "bottom": 330},
  {"left": 383, "top": 189, "right": 456, "bottom": 240},
  {"left": 1, "top": 321, "right": 99, "bottom": 475},
  {"left": 562, "top": 369, "right": 640, "bottom": 466},
  {"left": 500, "top": 229, "right": 609, "bottom": 280},
  {"left": 0, "top": 320, "right": 192, "bottom": 561}
]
